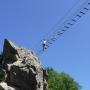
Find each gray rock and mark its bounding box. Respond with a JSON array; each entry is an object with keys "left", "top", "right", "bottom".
[
  {"left": 0, "top": 82, "right": 8, "bottom": 90},
  {"left": 0, "top": 82, "right": 20, "bottom": 90},
  {"left": 0, "top": 39, "right": 48, "bottom": 90}
]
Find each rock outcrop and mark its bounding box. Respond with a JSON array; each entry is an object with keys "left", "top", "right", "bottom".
[{"left": 0, "top": 39, "right": 48, "bottom": 90}]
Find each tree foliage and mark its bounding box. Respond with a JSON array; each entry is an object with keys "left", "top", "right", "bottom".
[{"left": 46, "top": 67, "right": 81, "bottom": 90}]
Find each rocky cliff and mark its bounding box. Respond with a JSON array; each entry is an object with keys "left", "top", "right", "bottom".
[{"left": 0, "top": 39, "right": 48, "bottom": 90}]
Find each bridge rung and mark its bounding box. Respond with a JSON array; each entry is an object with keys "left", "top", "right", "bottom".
[
  {"left": 76, "top": 14, "right": 82, "bottom": 17},
  {"left": 60, "top": 33, "right": 63, "bottom": 34},
  {"left": 51, "top": 38, "right": 56, "bottom": 41},
  {"left": 48, "top": 42, "right": 52, "bottom": 44},
  {"left": 79, "top": 11, "right": 85, "bottom": 14},
  {"left": 64, "top": 26, "right": 70, "bottom": 28},
  {"left": 72, "top": 19, "right": 77, "bottom": 22},
  {"left": 62, "top": 29, "right": 67, "bottom": 31},
  {"left": 84, "top": 7, "right": 89, "bottom": 10},
  {"left": 48, "top": 40, "right": 53, "bottom": 44},
  {"left": 57, "top": 32, "right": 63, "bottom": 35},
  {"left": 67, "top": 23, "right": 73, "bottom": 25},
  {"left": 57, "top": 33, "right": 61, "bottom": 35}
]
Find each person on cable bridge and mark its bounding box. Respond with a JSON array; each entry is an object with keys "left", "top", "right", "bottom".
[{"left": 42, "top": 39, "right": 48, "bottom": 51}]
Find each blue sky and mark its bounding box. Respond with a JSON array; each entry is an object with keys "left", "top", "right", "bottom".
[{"left": 0, "top": 0, "right": 90, "bottom": 90}]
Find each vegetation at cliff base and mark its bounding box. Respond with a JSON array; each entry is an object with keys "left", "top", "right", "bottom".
[{"left": 46, "top": 68, "right": 81, "bottom": 90}]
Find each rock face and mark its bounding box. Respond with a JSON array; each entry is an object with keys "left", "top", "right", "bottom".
[
  {"left": 0, "top": 82, "right": 20, "bottom": 90},
  {"left": 0, "top": 39, "right": 48, "bottom": 90}
]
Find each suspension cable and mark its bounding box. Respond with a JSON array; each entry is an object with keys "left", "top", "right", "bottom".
[{"left": 36, "top": 0, "right": 90, "bottom": 55}]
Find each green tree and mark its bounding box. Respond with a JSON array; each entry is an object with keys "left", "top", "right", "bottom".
[{"left": 46, "top": 67, "right": 81, "bottom": 90}]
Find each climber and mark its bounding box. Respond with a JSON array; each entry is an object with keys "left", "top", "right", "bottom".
[{"left": 42, "top": 39, "right": 48, "bottom": 51}]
